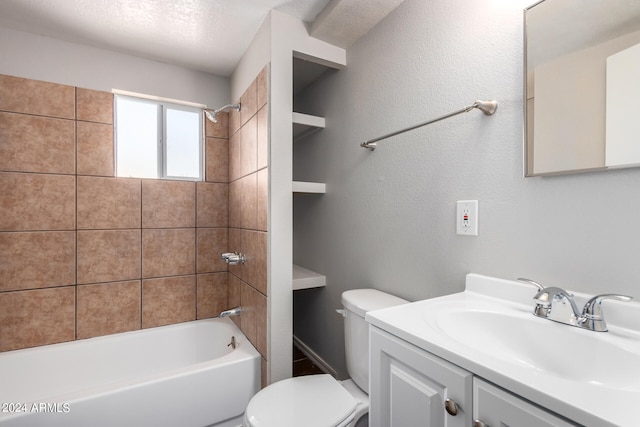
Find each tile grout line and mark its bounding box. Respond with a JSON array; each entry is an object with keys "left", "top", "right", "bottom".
[
  {"left": 140, "top": 179, "right": 143, "bottom": 330},
  {"left": 74, "top": 86, "right": 78, "bottom": 341}
]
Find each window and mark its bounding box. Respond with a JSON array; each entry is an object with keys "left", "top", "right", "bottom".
[{"left": 115, "top": 95, "right": 203, "bottom": 180}]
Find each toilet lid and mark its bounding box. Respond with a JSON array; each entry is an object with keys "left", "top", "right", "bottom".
[{"left": 244, "top": 374, "right": 358, "bottom": 427}]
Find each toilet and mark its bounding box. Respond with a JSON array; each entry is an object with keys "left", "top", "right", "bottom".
[{"left": 243, "top": 289, "right": 408, "bottom": 427}]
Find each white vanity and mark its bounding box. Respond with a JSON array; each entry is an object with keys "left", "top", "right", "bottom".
[{"left": 366, "top": 274, "right": 640, "bottom": 427}]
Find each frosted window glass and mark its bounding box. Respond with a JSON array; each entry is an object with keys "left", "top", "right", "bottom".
[{"left": 116, "top": 98, "right": 158, "bottom": 178}]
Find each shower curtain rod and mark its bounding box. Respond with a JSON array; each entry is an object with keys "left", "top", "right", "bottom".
[{"left": 360, "top": 99, "right": 498, "bottom": 151}]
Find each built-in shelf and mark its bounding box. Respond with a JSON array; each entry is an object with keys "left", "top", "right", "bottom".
[
  {"left": 293, "top": 112, "right": 325, "bottom": 141},
  {"left": 292, "top": 181, "right": 326, "bottom": 194},
  {"left": 293, "top": 264, "right": 326, "bottom": 290}
]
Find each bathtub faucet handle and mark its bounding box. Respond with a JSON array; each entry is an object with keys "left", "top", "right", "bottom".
[{"left": 221, "top": 252, "right": 246, "bottom": 265}]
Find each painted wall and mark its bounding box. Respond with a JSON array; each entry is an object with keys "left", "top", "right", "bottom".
[
  {"left": 0, "top": 26, "right": 229, "bottom": 108},
  {"left": 293, "top": 0, "right": 640, "bottom": 378}
]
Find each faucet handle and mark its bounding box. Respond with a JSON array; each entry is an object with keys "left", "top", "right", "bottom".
[
  {"left": 580, "top": 294, "right": 632, "bottom": 332},
  {"left": 582, "top": 294, "right": 632, "bottom": 319},
  {"left": 517, "top": 278, "right": 545, "bottom": 291}
]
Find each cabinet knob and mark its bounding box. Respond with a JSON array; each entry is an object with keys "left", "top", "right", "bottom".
[
  {"left": 473, "top": 420, "right": 489, "bottom": 427},
  {"left": 444, "top": 398, "right": 458, "bottom": 416}
]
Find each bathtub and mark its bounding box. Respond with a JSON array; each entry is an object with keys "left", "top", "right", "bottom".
[{"left": 0, "top": 317, "right": 260, "bottom": 427}]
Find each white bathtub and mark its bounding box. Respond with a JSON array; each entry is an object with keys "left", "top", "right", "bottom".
[{"left": 0, "top": 317, "right": 260, "bottom": 427}]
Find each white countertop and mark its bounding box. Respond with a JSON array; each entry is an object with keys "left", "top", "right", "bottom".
[{"left": 366, "top": 274, "right": 640, "bottom": 427}]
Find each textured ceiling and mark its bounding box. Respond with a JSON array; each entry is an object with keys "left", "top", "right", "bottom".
[{"left": 0, "top": 0, "right": 332, "bottom": 76}]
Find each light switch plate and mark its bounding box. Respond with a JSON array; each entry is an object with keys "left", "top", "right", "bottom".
[{"left": 456, "top": 200, "right": 478, "bottom": 236}]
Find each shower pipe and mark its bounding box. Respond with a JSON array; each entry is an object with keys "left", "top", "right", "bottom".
[
  {"left": 204, "top": 103, "right": 241, "bottom": 123},
  {"left": 360, "top": 100, "right": 498, "bottom": 151}
]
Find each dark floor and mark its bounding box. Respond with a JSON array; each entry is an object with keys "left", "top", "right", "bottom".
[{"left": 293, "top": 344, "right": 324, "bottom": 376}]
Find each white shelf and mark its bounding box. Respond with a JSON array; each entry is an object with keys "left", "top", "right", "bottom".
[
  {"left": 293, "top": 112, "right": 325, "bottom": 141},
  {"left": 292, "top": 181, "right": 326, "bottom": 194},
  {"left": 293, "top": 264, "right": 326, "bottom": 290}
]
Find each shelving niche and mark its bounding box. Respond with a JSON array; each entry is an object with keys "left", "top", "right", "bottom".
[{"left": 292, "top": 55, "right": 340, "bottom": 289}]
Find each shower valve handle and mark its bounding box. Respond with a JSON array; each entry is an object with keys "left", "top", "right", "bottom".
[{"left": 221, "top": 252, "right": 246, "bottom": 265}]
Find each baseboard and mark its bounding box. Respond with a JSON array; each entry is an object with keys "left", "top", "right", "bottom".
[{"left": 292, "top": 335, "right": 338, "bottom": 378}]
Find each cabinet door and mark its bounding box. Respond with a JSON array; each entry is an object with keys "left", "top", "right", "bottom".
[
  {"left": 473, "top": 378, "right": 579, "bottom": 427},
  {"left": 370, "top": 327, "right": 472, "bottom": 427}
]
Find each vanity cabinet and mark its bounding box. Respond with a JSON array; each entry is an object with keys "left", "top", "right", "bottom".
[
  {"left": 370, "top": 327, "right": 579, "bottom": 427},
  {"left": 473, "top": 378, "right": 578, "bottom": 427},
  {"left": 369, "top": 327, "right": 472, "bottom": 427}
]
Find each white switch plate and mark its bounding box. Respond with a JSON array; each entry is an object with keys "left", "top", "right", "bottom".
[{"left": 456, "top": 200, "right": 478, "bottom": 236}]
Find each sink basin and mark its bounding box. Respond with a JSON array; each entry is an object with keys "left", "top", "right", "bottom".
[
  {"left": 366, "top": 274, "right": 640, "bottom": 427},
  {"left": 429, "top": 307, "right": 640, "bottom": 390}
]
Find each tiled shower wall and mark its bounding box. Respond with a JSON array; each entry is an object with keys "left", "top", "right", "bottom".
[
  {"left": 0, "top": 74, "right": 232, "bottom": 352},
  {"left": 227, "top": 67, "right": 269, "bottom": 383}
]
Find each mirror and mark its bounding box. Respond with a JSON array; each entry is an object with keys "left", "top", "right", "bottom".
[{"left": 525, "top": 0, "right": 640, "bottom": 176}]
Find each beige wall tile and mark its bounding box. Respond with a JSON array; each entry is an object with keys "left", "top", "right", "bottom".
[
  {"left": 229, "top": 129, "right": 241, "bottom": 182},
  {"left": 76, "top": 88, "right": 113, "bottom": 124},
  {"left": 142, "top": 275, "right": 196, "bottom": 328},
  {"left": 0, "top": 74, "right": 75, "bottom": 119},
  {"left": 196, "top": 272, "right": 228, "bottom": 319},
  {"left": 142, "top": 180, "right": 195, "bottom": 228},
  {"left": 257, "top": 66, "right": 268, "bottom": 109},
  {"left": 239, "top": 173, "right": 257, "bottom": 229},
  {"left": 257, "top": 106, "right": 268, "bottom": 170},
  {"left": 0, "top": 231, "right": 75, "bottom": 292},
  {"left": 196, "top": 182, "right": 228, "bottom": 227},
  {"left": 228, "top": 227, "right": 242, "bottom": 279},
  {"left": 77, "top": 280, "right": 141, "bottom": 339},
  {"left": 240, "top": 282, "right": 258, "bottom": 346},
  {"left": 0, "top": 287, "right": 75, "bottom": 352},
  {"left": 243, "top": 230, "right": 267, "bottom": 295},
  {"left": 77, "top": 121, "right": 114, "bottom": 176},
  {"left": 229, "top": 99, "right": 241, "bottom": 137},
  {"left": 0, "top": 172, "right": 75, "bottom": 231},
  {"left": 0, "top": 112, "right": 75, "bottom": 174},
  {"left": 257, "top": 168, "right": 268, "bottom": 232},
  {"left": 205, "top": 137, "right": 229, "bottom": 183},
  {"left": 255, "top": 291, "right": 267, "bottom": 357},
  {"left": 229, "top": 180, "right": 241, "bottom": 229},
  {"left": 240, "top": 79, "right": 258, "bottom": 126},
  {"left": 228, "top": 274, "right": 242, "bottom": 329},
  {"left": 142, "top": 228, "right": 196, "bottom": 278},
  {"left": 77, "top": 176, "right": 141, "bottom": 229},
  {"left": 205, "top": 111, "right": 228, "bottom": 139},
  {"left": 240, "top": 115, "right": 258, "bottom": 177},
  {"left": 197, "top": 227, "right": 228, "bottom": 273},
  {"left": 77, "top": 229, "right": 141, "bottom": 284}
]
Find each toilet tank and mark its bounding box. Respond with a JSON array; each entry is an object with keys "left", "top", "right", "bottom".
[{"left": 341, "top": 289, "right": 407, "bottom": 393}]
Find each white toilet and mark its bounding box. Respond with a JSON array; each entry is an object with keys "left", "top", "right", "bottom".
[{"left": 243, "top": 289, "right": 408, "bottom": 427}]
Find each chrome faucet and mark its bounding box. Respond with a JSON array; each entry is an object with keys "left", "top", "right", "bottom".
[
  {"left": 219, "top": 307, "right": 242, "bottom": 318},
  {"left": 221, "top": 252, "right": 246, "bottom": 265},
  {"left": 517, "top": 278, "right": 632, "bottom": 332},
  {"left": 532, "top": 286, "right": 582, "bottom": 326},
  {"left": 580, "top": 294, "right": 633, "bottom": 332}
]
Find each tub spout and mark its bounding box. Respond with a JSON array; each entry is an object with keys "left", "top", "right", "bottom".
[{"left": 219, "top": 307, "right": 242, "bottom": 318}]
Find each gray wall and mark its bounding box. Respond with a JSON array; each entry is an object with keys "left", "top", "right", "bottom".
[
  {"left": 293, "top": 0, "right": 640, "bottom": 378},
  {"left": 0, "top": 26, "right": 229, "bottom": 108}
]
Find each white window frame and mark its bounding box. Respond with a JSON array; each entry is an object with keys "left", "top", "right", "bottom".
[{"left": 114, "top": 93, "right": 204, "bottom": 181}]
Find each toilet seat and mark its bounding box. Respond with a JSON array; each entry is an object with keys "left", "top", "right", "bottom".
[{"left": 243, "top": 374, "right": 358, "bottom": 427}]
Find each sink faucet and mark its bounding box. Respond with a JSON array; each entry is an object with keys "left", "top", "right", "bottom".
[{"left": 517, "top": 278, "right": 632, "bottom": 332}]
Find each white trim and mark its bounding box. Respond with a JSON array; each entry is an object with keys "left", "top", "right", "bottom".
[
  {"left": 112, "top": 88, "right": 207, "bottom": 109},
  {"left": 293, "top": 335, "right": 338, "bottom": 378}
]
